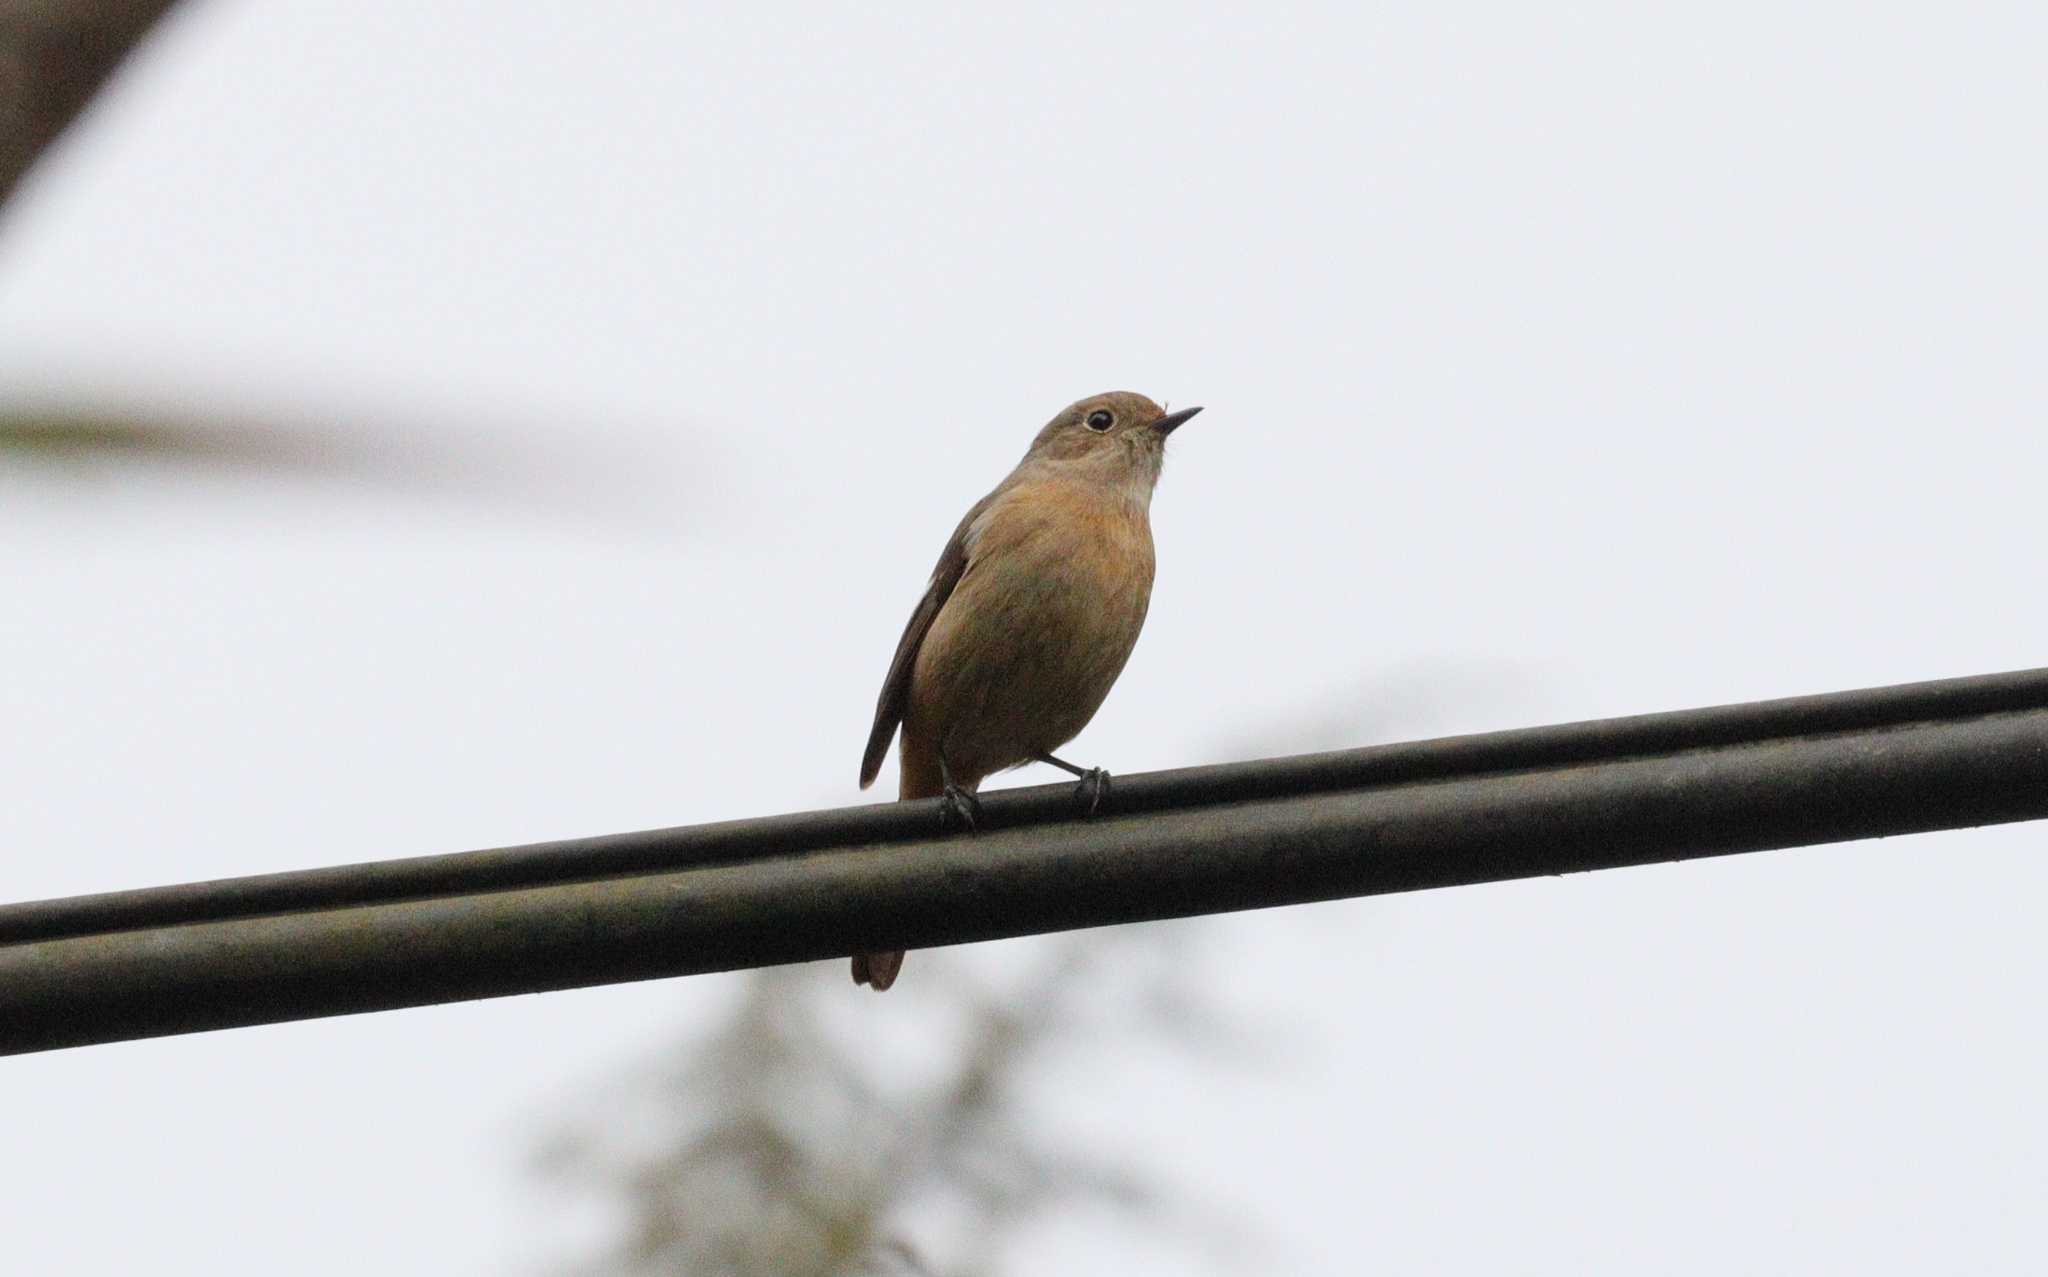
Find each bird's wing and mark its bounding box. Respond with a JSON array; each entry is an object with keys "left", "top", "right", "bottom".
[{"left": 859, "top": 493, "right": 996, "bottom": 788}]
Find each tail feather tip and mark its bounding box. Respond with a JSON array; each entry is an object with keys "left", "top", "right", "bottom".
[{"left": 852, "top": 950, "right": 904, "bottom": 991}]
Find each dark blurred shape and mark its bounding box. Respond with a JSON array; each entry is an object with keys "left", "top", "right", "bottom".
[
  {"left": 534, "top": 935, "right": 1249, "bottom": 1276},
  {"left": 0, "top": 409, "right": 356, "bottom": 470},
  {"left": 0, "top": 0, "right": 179, "bottom": 214},
  {"left": 0, "top": 404, "right": 703, "bottom": 526}
]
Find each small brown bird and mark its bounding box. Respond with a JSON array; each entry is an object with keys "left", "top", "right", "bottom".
[{"left": 854, "top": 391, "right": 1201, "bottom": 990}]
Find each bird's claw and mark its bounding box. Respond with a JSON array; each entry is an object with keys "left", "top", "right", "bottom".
[
  {"left": 1074, "top": 767, "right": 1112, "bottom": 814},
  {"left": 939, "top": 783, "right": 983, "bottom": 832}
]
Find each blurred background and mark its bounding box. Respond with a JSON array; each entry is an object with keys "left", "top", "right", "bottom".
[{"left": 3, "top": 4, "right": 2046, "bottom": 1273}]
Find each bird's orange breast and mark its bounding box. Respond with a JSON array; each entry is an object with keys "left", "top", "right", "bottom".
[{"left": 902, "top": 479, "right": 1157, "bottom": 785}]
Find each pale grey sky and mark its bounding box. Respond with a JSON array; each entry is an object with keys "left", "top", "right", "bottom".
[{"left": 3, "top": 3, "right": 2045, "bottom": 1273}]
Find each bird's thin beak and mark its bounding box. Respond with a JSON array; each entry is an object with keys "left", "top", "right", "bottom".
[{"left": 1152, "top": 406, "right": 1203, "bottom": 436}]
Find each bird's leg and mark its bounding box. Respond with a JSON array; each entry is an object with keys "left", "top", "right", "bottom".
[
  {"left": 1035, "top": 753, "right": 1111, "bottom": 814},
  {"left": 937, "top": 746, "right": 982, "bottom": 832}
]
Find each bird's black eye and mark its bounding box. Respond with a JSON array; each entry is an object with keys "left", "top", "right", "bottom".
[{"left": 1085, "top": 409, "right": 1114, "bottom": 431}]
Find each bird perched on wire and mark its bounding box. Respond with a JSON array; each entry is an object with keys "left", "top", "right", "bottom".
[{"left": 854, "top": 391, "right": 1202, "bottom": 991}]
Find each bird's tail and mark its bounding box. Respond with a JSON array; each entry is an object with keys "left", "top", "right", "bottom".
[
  {"left": 851, "top": 949, "right": 904, "bottom": 990},
  {"left": 853, "top": 731, "right": 957, "bottom": 992}
]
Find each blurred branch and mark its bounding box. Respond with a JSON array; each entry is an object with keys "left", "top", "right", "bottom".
[
  {"left": 0, "top": 0, "right": 178, "bottom": 213},
  {"left": 0, "top": 403, "right": 708, "bottom": 527},
  {"left": 0, "top": 408, "right": 355, "bottom": 470}
]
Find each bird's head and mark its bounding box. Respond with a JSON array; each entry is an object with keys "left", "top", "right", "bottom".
[{"left": 1023, "top": 391, "right": 1202, "bottom": 495}]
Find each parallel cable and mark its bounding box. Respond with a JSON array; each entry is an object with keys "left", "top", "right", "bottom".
[{"left": 5, "top": 667, "right": 2047, "bottom": 1054}]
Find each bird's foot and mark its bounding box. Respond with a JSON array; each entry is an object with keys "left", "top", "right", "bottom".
[
  {"left": 938, "top": 783, "right": 983, "bottom": 832},
  {"left": 1034, "top": 753, "right": 1113, "bottom": 815},
  {"left": 1073, "top": 767, "right": 1112, "bottom": 815}
]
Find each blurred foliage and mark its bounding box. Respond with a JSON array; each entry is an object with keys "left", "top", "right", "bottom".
[{"left": 536, "top": 931, "right": 1256, "bottom": 1277}]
